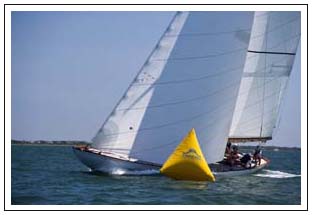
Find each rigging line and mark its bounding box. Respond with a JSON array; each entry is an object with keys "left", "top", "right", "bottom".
[
  {"left": 133, "top": 53, "right": 289, "bottom": 87},
  {"left": 240, "top": 33, "right": 299, "bottom": 62},
  {"left": 141, "top": 30, "right": 301, "bottom": 66},
  {"left": 99, "top": 106, "right": 231, "bottom": 149},
  {"left": 281, "top": 17, "right": 289, "bottom": 53},
  {"left": 134, "top": 64, "right": 246, "bottom": 86},
  {"left": 108, "top": 123, "right": 224, "bottom": 155},
  {"left": 135, "top": 128, "right": 229, "bottom": 156},
  {"left": 117, "top": 74, "right": 281, "bottom": 112},
  {"left": 129, "top": 139, "right": 178, "bottom": 154},
  {"left": 260, "top": 12, "right": 270, "bottom": 139},
  {"left": 117, "top": 79, "right": 241, "bottom": 111},
  {"left": 239, "top": 117, "right": 278, "bottom": 134},
  {"left": 268, "top": 79, "right": 290, "bottom": 137},
  {"left": 272, "top": 77, "right": 292, "bottom": 137},
  {"left": 97, "top": 97, "right": 236, "bottom": 137},
  {"left": 165, "top": 28, "right": 252, "bottom": 37},
  {"left": 115, "top": 58, "right": 289, "bottom": 117},
  {"left": 100, "top": 88, "right": 283, "bottom": 150},
  {"left": 229, "top": 83, "right": 289, "bottom": 137},
  {"left": 267, "top": 33, "right": 300, "bottom": 51},
  {"left": 130, "top": 117, "right": 230, "bottom": 154},
  {"left": 237, "top": 76, "right": 283, "bottom": 96},
  {"left": 134, "top": 67, "right": 243, "bottom": 86},
  {"left": 250, "top": 16, "right": 300, "bottom": 40},
  {"left": 230, "top": 89, "right": 286, "bottom": 135},
  {"left": 151, "top": 46, "right": 247, "bottom": 61},
  {"left": 163, "top": 16, "right": 299, "bottom": 40},
  {"left": 130, "top": 134, "right": 215, "bottom": 155},
  {"left": 134, "top": 33, "right": 298, "bottom": 88},
  {"left": 103, "top": 120, "right": 212, "bottom": 154},
  {"left": 270, "top": 19, "right": 292, "bottom": 138},
  {"left": 126, "top": 69, "right": 244, "bottom": 113},
  {"left": 233, "top": 88, "right": 284, "bottom": 125},
  {"left": 233, "top": 106, "right": 278, "bottom": 128},
  {"left": 267, "top": 33, "right": 301, "bottom": 53},
  {"left": 93, "top": 16, "right": 300, "bottom": 138},
  {"left": 103, "top": 82, "right": 287, "bottom": 141}
]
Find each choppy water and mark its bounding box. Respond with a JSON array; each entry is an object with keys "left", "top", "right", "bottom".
[{"left": 11, "top": 145, "right": 301, "bottom": 205}]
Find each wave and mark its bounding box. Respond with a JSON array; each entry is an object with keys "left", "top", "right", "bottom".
[
  {"left": 110, "top": 169, "right": 160, "bottom": 176},
  {"left": 254, "top": 169, "right": 300, "bottom": 178}
]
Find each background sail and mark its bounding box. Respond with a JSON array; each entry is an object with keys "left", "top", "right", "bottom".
[
  {"left": 93, "top": 12, "right": 254, "bottom": 164},
  {"left": 229, "top": 12, "right": 301, "bottom": 141}
]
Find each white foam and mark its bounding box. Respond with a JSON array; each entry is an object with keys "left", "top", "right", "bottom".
[
  {"left": 110, "top": 169, "right": 160, "bottom": 176},
  {"left": 254, "top": 169, "right": 300, "bottom": 178}
]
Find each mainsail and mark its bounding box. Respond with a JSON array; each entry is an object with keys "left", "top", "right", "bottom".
[
  {"left": 229, "top": 12, "right": 301, "bottom": 142},
  {"left": 92, "top": 12, "right": 254, "bottom": 164}
]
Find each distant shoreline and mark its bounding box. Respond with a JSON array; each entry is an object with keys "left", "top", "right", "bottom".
[
  {"left": 11, "top": 140, "right": 90, "bottom": 147},
  {"left": 11, "top": 140, "right": 300, "bottom": 150},
  {"left": 11, "top": 143, "right": 79, "bottom": 147}
]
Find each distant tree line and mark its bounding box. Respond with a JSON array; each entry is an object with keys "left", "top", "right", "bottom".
[
  {"left": 11, "top": 139, "right": 91, "bottom": 146},
  {"left": 11, "top": 140, "right": 299, "bottom": 150}
]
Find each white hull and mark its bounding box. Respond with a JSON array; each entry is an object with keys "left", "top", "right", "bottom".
[
  {"left": 213, "top": 159, "right": 269, "bottom": 178},
  {"left": 73, "top": 147, "right": 268, "bottom": 178},
  {"left": 72, "top": 147, "right": 161, "bottom": 173}
]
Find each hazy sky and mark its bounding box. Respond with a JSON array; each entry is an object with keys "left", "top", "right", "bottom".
[{"left": 11, "top": 12, "right": 301, "bottom": 147}]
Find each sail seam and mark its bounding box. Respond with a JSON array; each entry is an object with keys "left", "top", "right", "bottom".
[
  {"left": 99, "top": 87, "right": 283, "bottom": 137},
  {"left": 100, "top": 110, "right": 229, "bottom": 153},
  {"left": 164, "top": 16, "right": 299, "bottom": 40},
  {"left": 133, "top": 54, "right": 291, "bottom": 87},
  {"left": 131, "top": 118, "right": 229, "bottom": 155},
  {"left": 233, "top": 106, "right": 278, "bottom": 128},
  {"left": 250, "top": 16, "right": 300, "bottom": 39},
  {"left": 117, "top": 77, "right": 280, "bottom": 111},
  {"left": 152, "top": 47, "right": 247, "bottom": 61},
  {"left": 165, "top": 28, "right": 251, "bottom": 37}
]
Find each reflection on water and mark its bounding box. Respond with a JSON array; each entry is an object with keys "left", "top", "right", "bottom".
[{"left": 167, "top": 180, "right": 209, "bottom": 190}]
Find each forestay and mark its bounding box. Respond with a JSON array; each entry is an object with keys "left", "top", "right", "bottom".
[
  {"left": 92, "top": 12, "right": 254, "bottom": 164},
  {"left": 229, "top": 12, "right": 301, "bottom": 141}
]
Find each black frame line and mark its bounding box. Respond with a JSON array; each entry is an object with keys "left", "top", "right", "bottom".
[{"left": 3, "top": 3, "right": 308, "bottom": 211}]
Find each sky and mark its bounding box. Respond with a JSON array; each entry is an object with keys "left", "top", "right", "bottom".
[{"left": 11, "top": 11, "right": 301, "bottom": 147}]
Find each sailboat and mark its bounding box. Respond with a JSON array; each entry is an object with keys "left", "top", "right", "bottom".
[{"left": 73, "top": 11, "right": 300, "bottom": 178}]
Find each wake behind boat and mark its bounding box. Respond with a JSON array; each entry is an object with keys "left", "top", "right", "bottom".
[{"left": 73, "top": 11, "right": 300, "bottom": 180}]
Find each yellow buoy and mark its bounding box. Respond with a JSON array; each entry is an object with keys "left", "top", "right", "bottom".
[{"left": 160, "top": 128, "right": 215, "bottom": 182}]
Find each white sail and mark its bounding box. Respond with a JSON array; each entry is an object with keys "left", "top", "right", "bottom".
[
  {"left": 92, "top": 12, "right": 254, "bottom": 164},
  {"left": 229, "top": 12, "right": 301, "bottom": 140}
]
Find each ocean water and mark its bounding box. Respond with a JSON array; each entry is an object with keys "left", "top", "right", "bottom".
[{"left": 11, "top": 145, "right": 301, "bottom": 205}]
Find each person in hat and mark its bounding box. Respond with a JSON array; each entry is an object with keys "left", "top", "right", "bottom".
[{"left": 253, "top": 145, "right": 262, "bottom": 165}]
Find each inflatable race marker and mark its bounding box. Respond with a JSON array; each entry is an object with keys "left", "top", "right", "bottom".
[{"left": 160, "top": 128, "right": 215, "bottom": 182}]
